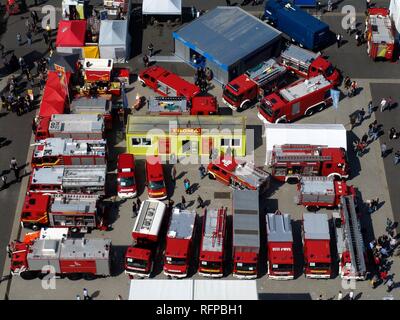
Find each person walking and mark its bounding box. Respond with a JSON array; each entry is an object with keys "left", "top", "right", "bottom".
[
  {"left": 349, "top": 113, "right": 357, "bottom": 130},
  {"left": 83, "top": 288, "right": 90, "bottom": 300},
  {"left": 367, "top": 100, "right": 373, "bottom": 117},
  {"left": 168, "top": 198, "right": 174, "bottom": 210},
  {"left": 16, "top": 33, "right": 22, "bottom": 46},
  {"left": 26, "top": 31, "right": 33, "bottom": 46},
  {"left": 198, "top": 164, "right": 206, "bottom": 179},
  {"left": 387, "top": 96, "right": 393, "bottom": 111},
  {"left": 361, "top": 133, "right": 369, "bottom": 145},
  {"left": 197, "top": 195, "right": 204, "bottom": 209},
  {"left": 42, "top": 32, "right": 49, "bottom": 45},
  {"left": 147, "top": 43, "right": 154, "bottom": 57},
  {"left": 132, "top": 201, "right": 137, "bottom": 218},
  {"left": 45, "top": 22, "right": 52, "bottom": 39},
  {"left": 389, "top": 127, "right": 398, "bottom": 140},
  {"left": 366, "top": 0, "right": 371, "bottom": 9},
  {"left": 336, "top": 33, "right": 342, "bottom": 48},
  {"left": 337, "top": 291, "right": 343, "bottom": 300},
  {"left": 181, "top": 195, "right": 186, "bottom": 209},
  {"left": 381, "top": 142, "right": 388, "bottom": 158},
  {"left": 355, "top": 32, "right": 362, "bottom": 46},
  {"left": 386, "top": 277, "right": 395, "bottom": 292},
  {"left": 184, "top": 178, "right": 191, "bottom": 195},
  {"left": 10, "top": 157, "right": 19, "bottom": 181},
  {"left": 327, "top": 0, "right": 333, "bottom": 12},
  {"left": 348, "top": 291, "right": 354, "bottom": 300},
  {"left": 380, "top": 97, "right": 388, "bottom": 112},
  {"left": 136, "top": 198, "right": 142, "bottom": 210},
  {"left": 371, "top": 274, "right": 379, "bottom": 289},
  {"left": 143, "top": 54, "right": 149, "bottom": 67},
  {"left": 171, "top": 165, "right": 177, "bottom": 184},
  {"left": 394, "top": 150, "right": 400, "bottom": 165}
]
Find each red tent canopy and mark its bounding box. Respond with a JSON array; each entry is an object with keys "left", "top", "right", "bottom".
[
  {"left": 56, "top": 20, "right": 87, "bottom": 47},
  {"left": 38, "top": 71, "right": 71, "bottom": 118}
]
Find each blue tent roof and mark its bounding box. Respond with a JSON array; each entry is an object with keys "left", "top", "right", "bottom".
[{"left": 173, "top": 7, "right": 281, "bottom": 68}]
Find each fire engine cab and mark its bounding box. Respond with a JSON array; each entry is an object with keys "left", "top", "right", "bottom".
[
  {"left": 28, "top": 165, "right": 107, "bottom": 195},
  {"left": 117, "top": 153, "right": 137, "bottom": 199},
  {"left": 366, "top": 8, "right": 396, "bottom": 61},
  {"left": 258, "top": 75, "right": 333, "bottom": 123},
  {"left": 269, "top": 144, "right": 349, "bottom": 182},
  {"left": 31, "top": 138, "right": 107, "bottom": 168},
  {"left": 280, "top": 44, "right": 340, "bottom": 85},
  {"left": 266, "top": 211, "right": 295, "bottom": 280},
  {"left": 20, "top": 193, "right": 106, "bottom": 233},
  {"left": 333, "top": 196, "right": 367, "bottom": 280},
  {"left": 207, "top": 155, "right": 270, "bottom": 192},
  {"left": 139, "top": 66, "right": 200, "bottom": 100},
  {"left": 198, "top": 207, "right": 227, "bottom": 278},
  {"left": 296, "top": 176, "right": 355, "bottom": 211},
  {"left": 145, "top": 156, "right": 167, "bottom": 200},
  {"left": 222, "top": 58, "right": 288, "bottom": 111}
]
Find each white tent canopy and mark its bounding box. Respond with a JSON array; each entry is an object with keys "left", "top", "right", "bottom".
[
  {"left": 129, "top": 280, "right": 258, "bottom": 300},
  {"left": 264, "top": 123, "right": 347, "bottom": 165},
  {"left": 390, "top": 0, "right": 400, "bottom": 35},
  {"left": 98, "top": 20, "right": 130, "bottom": 63},
  {"left": 142, "top": 0, "right": 182, "bottom": 15}
]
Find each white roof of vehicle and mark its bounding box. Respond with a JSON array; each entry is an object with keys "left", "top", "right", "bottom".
[
  {"left": 300, "top": 176, "right": 335, "bottom": 195},
  {"left": 83, "top": 58, "right": 113, "bottom": 71},
  {"left": 390, "top": 0, "right": 400, "bottom": 31},
  {"left": 142, "top": 0, "right": 181, "bottom": 15},
  {"left": 167, "top": 208, "right": 196, "bottom": 240},
  {"left": 369, "top": 13, "right": 394, "bottom": 43},
  {"left": 133, "top": 200, "right": 166, "bottom": 237},
  {"left": 128, "top": 280, "right": 258, "bottom": 300},
  {"left": 201, "top": 208, "right": 225, "bottom": 253},
  {"left": 279, "top": 75, "right": 331, "bottom": 102},
  {"left": 32, "top": 166, "right": 64, "bottom": 185},
  {"left": 50, "top": 195, "right": 98, "bottom": 213},
  {"left": 266, "top": 213, "right": 293, "bottom": 243},
  {"left": 33, "top": 138, "right": 106, "bottom": 158},
  {"left": 49, "top": 114, "right": 104, "bottom": 134},
  {"left": 264, "top": 123, "right": 347, "bottom": 165},
  {"left": 303, "top": 213, "right": 330, "bottom": 240},
  {"left": 38, "top": 227, "right": 69, "bottom": 240}
]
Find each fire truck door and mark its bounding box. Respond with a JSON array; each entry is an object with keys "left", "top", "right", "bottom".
[
  {"left": 291, "top": 102, "right": 300, "bottom": 115},
  {"left": 377, "top": 45, "right": 388, "bottom": 58}
]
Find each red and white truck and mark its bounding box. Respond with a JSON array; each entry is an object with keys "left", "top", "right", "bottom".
[
  {"left": 222, "top": 58, "right": 288, "bottom": 111},
  {"left": 28, "top": 165, "right": 107, "bottom": 195},
  {"left": 163, "top": 207, "right": 196, "bottom": 278},
  {"left": 232, "top": 189, "right": 260, "bottom": 279},
  {"left": 333, "top": 195, "right": 367, "bottom": 280},
  {"left": 207, "top": 155, "right": 270, "bottom": 192},
  {"left": 280, "top": 44, "right": 340, "bottom": 85},
  {"left": 366, "top": 8, "right": 396, "bottom": 61},
  {"left": 147, "top": 95, "right": 218, "bottom": 115},
  {"left": 198, "top": 207, "right": 227, "bottom": 278},
  {"left": 20, "top": 193, "right": 107, "bottom": 232},
  {"left": 10, "top": 232, "right": 112, "bottom": 280},
  {"left": 258, "top": 75, "right": 333, "bottom": 123},
  {"left": 31, "top": 138, "right": 107, "bottom": 168},
  {"left": 35, "top": 114, "right": 105, "bottom": 141},
  {"left": 269, "top": 144, "right": 349, "bottom": 182},
  {"left": 296, "top": 176, "right": 355, "bottom": 210},
  {"left": 145, "top": 156, "right": 167, "bottom": 200},
  {"left": 266, "top": 211, "right": 295, "bottom": 280},
  {"left": 302, "top": 213, "right": 332, "bottom": 279},
  {"left": 125, "top": 200, "right": 167, "bottom": 278},
  {"left": 117, "top": 153, "right": 137, "bottom": 199}
]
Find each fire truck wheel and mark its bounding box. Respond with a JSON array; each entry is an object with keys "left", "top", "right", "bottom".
[
  {"left": 83, "top": 273, "right": 97, "bottom": 281},
  {"left": 240, "top": 101, "right": 251, "bottom": 111},
  {"left": 305, "top": 108, "right": 315, "bottom": 117},
  {"left": 208, "top": 173, "right": 216, "bottom": 180},
  {"left": 317, "top": 103, "right": 326, "bottom": 112},
  {"left": 20, "top": 271, "right": 39, "bottom": 280},
  {"left": 66, "top": 273, "right": 82, "bottom": 281}
]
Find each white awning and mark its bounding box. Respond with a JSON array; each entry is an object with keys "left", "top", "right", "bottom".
[
  {"left": 142, "top": 0, "right": 182, "bottom": 15},
  {"left": 390, "top": 0, "right": 400, "bottom": 33}
]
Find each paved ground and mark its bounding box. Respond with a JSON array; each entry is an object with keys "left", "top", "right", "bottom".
[{"left": 0, "top": 0, "right": 400, "bottom": 300}]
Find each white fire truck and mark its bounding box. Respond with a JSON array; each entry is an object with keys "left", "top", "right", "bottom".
[
  {"left": 333, "top": 195, "right": 367, "bottom": 280},
  {"left": 31, "top": 138, "right": 107, "bottom": 167},
  {"left": 28, "top": 165, "right": 107, "bottom": 195}
]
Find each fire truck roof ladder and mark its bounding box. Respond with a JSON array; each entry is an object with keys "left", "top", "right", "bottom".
[
  {"left": 212, "top": 207, "right": 225, "bottom": 247},
  {"left": 341, "top": 195, "right": 366, "bottom": 276},
  {"left": 274, "top": 144, "right": 332, "bottom": 162},
  {"left": 245, "top": 59, "right": 286, "bottom": 86}
]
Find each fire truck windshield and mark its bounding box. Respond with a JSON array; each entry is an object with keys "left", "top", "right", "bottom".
[
  {"left": 149, "top": 180, "right": 165, "bottom": 190},
  {"left": 201, "top": 261, "right": 222, "bottom": 270},
  {"left": 126, "top": 257, "right": 148, "bottom": 269},
  {"left": 309, "top": 262, "right": 331, "bottom": 270},
  {"left": 272, "top": 264, "right": 293, "bottom": 271},
  {"left": 223, "top": 88, "right": 241, "bottom": 103},
  {"left": 259, "top": 100, "right": 273, "bottom": 117},
  {"left": 236, "top": 262, "right": 256, "bottom": 271},
  {"left": 165, "top": 257, "right": 186, "bottom": 265},
  {"left": 119, "top": 177, "right": 135, "bottom": 187},
  {"left": 324, "top": 65, "right": 335, "bottom": 77}
]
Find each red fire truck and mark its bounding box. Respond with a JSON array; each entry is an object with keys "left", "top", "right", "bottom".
[
  {"left": 10, "top": 232, "right": 112, "bottom": 280},
  {"left": 280, "top": 44, "right": 340, "bottom": 85},
  {"left": 198, "top": 207, "right": 227, "bottom": 278},
  {"left": 269, "top": 144, "right": 349, "bottom": 182},
  {"left": 35, "top": 114, "right": 105, "bottom": 141},
  {"left": 147, "top": 95, "right": 218, "bottom": 116},
  {"left": 333, "top": 195, "right": 367, "bottom": 280},
  {"left": 207, "top": 155, "right": 271, "bottom": 192},
  {"left": 296, "top": 176, "right": 355, "bottom": 211},
  {"left": 139, "top": 66, "right": 200, "bottom": 100},
  {"left": 31, "top": 138, "right": 107, "bottom": 168},
  {"left": 258, "top": 75, "right": 333, "bottom": 123},
  {"left": 145, "top": 156, "right": 167, "bottom": 200},
  {"left": 125, "top": 200, "right": 167, "bottom": 278},
  {"left": 20, "top": 193, "right": 106, "bottom": 232},
  {"left": 163, "top": 207, "right": 196, "bottom": 278},
  {"left": 366, "top": 8, "right": 396, "bottom": 61},
  {"left": 222, "top": 58, "right": 288, "bottom": 111},
  {"left": 117, "top": 153, "right": 137, "bottom": 199},
  {"left": 232, "top": 190, "right": 260, "bottom": 279},
  {"left": 28, "top": 165, "right": 107, "bottom": 195},
  {"left": 302, "top": 213, "right": 332, "bottom": 279},
  {"left": 266, "top": 211, "right": 295, "bottom": 280}
]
